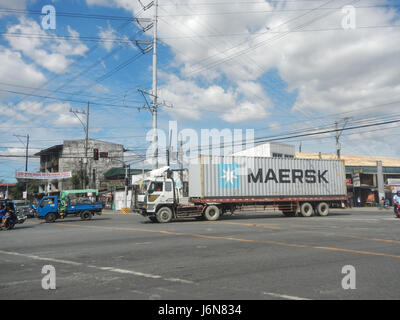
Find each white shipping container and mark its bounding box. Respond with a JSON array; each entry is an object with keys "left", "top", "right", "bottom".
[{"left": 189, "top": 156, "right": 347, "bottom": 198}]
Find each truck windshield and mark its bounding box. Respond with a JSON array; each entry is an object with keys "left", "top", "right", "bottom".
[
  {"left": 148, "top": 182, "right": 163, "bottom": 193},
  {"left": 140, "top": 181, "right": 151, "bottom": 194}
]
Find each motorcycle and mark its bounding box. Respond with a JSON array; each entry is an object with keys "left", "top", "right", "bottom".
[
  {"left": 395, "top": 204, "right": 400, "bottom": 218},
  {"left": 15, "top": 211, "right": 27, "bottom": 224},
  {"left": 1, "top": 212, "right": 19, "bottom": 230}
]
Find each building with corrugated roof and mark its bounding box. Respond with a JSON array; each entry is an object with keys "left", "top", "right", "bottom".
[
  {"left": 296, "top": 152, "right": 400, "bottom": 206},
  {"left": 35, "top": 139, "right": 125, "bottom": 193}
]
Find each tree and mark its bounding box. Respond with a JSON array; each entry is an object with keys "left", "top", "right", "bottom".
[
  {"left": 10, "top": 180, "right": 41, "bottom": 200},
  {"left": 71, "top": 172, "right": 88, "bottom": 190}
]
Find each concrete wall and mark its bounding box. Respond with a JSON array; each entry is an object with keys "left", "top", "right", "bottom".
[
  {"left": 59, "top": 139, "right": 124, "bottom": 190},
  {"left": 232, "top": 143, "right": 295, "bottom": 158}
]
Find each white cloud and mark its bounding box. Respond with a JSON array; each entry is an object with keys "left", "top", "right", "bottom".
[
  {"left": 5, "top": 17, "right": 89, "bottom": 74},
  {"left": 0, "top": 0, "right": 26, "bottom": 17},
  {"left": 0, "top": 46, "right": 46, "bottom": 88},
  {"left": 134, "top": 0, "right": 400, "bottom": 124},
  {"left": 98, "top": 23, "right": 118, "bottom": 52},
  {"left": 159, "top": 73, "right": 271, "bottom": 123}
]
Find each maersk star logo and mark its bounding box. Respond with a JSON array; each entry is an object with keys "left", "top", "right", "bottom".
[{"left": 219, "top": 164, "right": 240, "bottom": 189}]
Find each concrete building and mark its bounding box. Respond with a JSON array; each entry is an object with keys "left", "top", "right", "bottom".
[
  {"left": 232, "top": 142, "right": 295, "bottom": 158},
  {"left": 35, "top": 139, "right": 125, "bottom": 192}
]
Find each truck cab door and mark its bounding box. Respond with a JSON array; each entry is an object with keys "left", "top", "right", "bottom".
[
  {"left": 163, "top": 181, "right": 175, "bottom": 204},
  {"left": 37, "top": 197, "right": 58, "bottom": 218}
]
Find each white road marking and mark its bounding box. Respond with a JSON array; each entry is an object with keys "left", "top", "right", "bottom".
[
  {"left": 0, "top": 250, "right": 194, "bottom": 285},
  {"left": 263, "top": 292, "right": 311, "bottom": 300},
  {"left": 0, "top": 250, "right": 83, "bottom": 266}
]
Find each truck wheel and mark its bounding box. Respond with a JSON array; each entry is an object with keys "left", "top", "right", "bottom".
[
  {"left": 316, "top": 202, "right": 329, "bottom": 216},
  {"left": 204, "top": 205, "right": 220, "bottom": 221},
  {"left": 156, "top": 207, "right": 173, "bottom": 223},
  {"left": 80, "top": 211, "right": 92, "bottom": 221},
  {"left": 45, "top": 213, "right": 57, "bottom": 223},
  {"left": 300, "top": 203, "right": 314, "bottom": 217}
]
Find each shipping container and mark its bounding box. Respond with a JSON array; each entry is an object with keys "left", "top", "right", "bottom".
[{"left": 189, "top": 155, "right": 347, "bottom": 199}]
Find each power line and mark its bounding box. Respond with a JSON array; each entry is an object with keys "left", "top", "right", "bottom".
[
  {"left": 0, "top": 88, "right": 140, "bottom": 110},
  {"left": 183, "top": 0, "right": 360, "bottom": 76},
  {"left": 8, "top": 18, "right": 138, "bottom": 111},
  {"left": 157, "top": 25, "right": 400, "bottom": 40},
  {"left": 0, "top": 8, "right": 149, "bottom": 22},
  {"left": 159, "top": 5, "right": 398, "bottom": 16},
  {"left": 0, "top": 81, "right": 142, "bottom": 104}
]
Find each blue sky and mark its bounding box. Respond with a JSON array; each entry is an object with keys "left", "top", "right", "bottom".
[{"left": 0, "top": 0, "right": 400, "bottom": 182}]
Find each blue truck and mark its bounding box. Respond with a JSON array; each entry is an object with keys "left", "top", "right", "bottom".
[{"left": 36, "top": 189, "right": 103, "bottom": 223}]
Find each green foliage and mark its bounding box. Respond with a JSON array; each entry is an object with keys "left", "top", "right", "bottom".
[
  {"left": 71, "top": 173, "right": 89, "bottom": 190},
  {"left": 10, "top": 180, "right": 41, "bottom": 200}
]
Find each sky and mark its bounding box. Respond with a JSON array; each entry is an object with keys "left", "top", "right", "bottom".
[{"left": 0, "top": 0, "right": 399, "bottom": 182}]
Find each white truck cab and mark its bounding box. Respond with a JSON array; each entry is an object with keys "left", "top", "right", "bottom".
[{"left": 136, "top": 167, "right": 192, "bottom": 222}]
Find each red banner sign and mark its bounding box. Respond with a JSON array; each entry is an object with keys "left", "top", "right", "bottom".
[{"left": 15, "top": 171, "right": 72, "bottom": 180}]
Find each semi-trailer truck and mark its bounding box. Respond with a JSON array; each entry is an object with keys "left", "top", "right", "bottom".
[{"left": 136, "top": 156, "right": 347, "bottom": 223}]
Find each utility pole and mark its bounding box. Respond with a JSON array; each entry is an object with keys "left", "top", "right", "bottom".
[
  {"left": 167, "top": 130, "right": 172, "bottom": 166},
  {"left": 335, "top": 122, "right": 341, "bottom": 160},
  {"left": 14, "top": 134, "right": 29, "bottom": 199},
  {"left": 137, "top": 0, "right": 172, "bottom": 170},
  {"left": 152, "top": 0, "right": 159, "bottom": 170},
  {"left": 179, "top": 136, "right": 183, "bottom": 185},
  {"left": 124, "top": 164, "right": 129, "bottom": 210},
  {"left": 335, "top": 118, "right": 351, "bottom": 160},
  {"left": 85, "top": 102, "right": 90, "bottom": 188},
  {"left": 13, "top": 134, "right": 29, "bottom": 172},
  {"left": 70, "top": 104, "right": 90, "bottom": 188}
]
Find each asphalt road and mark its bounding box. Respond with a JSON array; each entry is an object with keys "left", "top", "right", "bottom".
[{"left": 1, "top": 208, "right": 399, "bottom": 300}]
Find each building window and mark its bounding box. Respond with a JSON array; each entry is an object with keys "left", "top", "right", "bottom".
[{"left": 272, "top": 153, "right": 283, "bottom": 158}]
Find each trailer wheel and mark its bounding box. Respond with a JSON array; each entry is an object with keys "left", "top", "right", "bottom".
[
  {"left": 45, "top": 213, "right": 57, "bottom": 223},
  {"left": 316, "top": 202, "right": 329, "bottom": 216},
  {"left": 204, "top": 205, "right": 220, "bottom": 221},
  {"left": 156, "top": 207, "right": 173, "bottom": 223},
  {"left": 300, "top": 203, "right": 314, "bottom": 217},
  {"left": 80, "top": 211, "right": 92, "bottom": 221}
]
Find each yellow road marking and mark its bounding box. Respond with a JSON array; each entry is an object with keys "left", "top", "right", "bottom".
[
  {"left": 210, "top": 221, "right": 400, "bottom": 245},
  {"left": 54, "top": 223, "right": 400, "bottom": 260}
]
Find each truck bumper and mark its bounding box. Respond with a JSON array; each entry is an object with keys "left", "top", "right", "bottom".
[{"left": 134, "top": 208, "right": 156, "bottom": 217}]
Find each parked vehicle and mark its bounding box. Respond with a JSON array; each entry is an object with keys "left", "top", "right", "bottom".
[
  {"left": 13, "top": 200, "right": 34, "bottom": 218},
  {"left": 136, "top": 156, "right": 347, "bottom": 223},
  {"left": 36, "top": 189, "right": 103, "bottom": 223}
]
